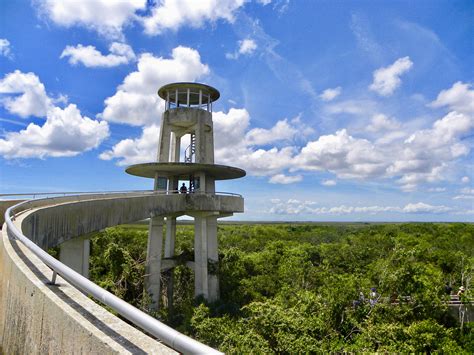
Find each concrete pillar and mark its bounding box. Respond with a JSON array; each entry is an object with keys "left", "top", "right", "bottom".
[
  {"left": 59, "top": 236, "right": 90, "bottom": 278},
  {"left": 164, "top": 217, "right": 176, "bottom": 312},
  {"left": 158, "top": 119, "right": 171, "bottom": 162},
  {"left": 146, "top": 216, "right": 164, "bottom": 310},
  {"left": 206, "top": 124, "right": 214, "bottom": 163},
  {"left": 207, "top": 216, "right": 219, "bottom": 302},
  {"left": 174, "top": 136, "right": 181, "bottom": 162},
  {"left": 195, "top": 120, "right": 208, "bottom": 164},
  {"left": 194, "top": 216, "right": 208, "bottom": 299}
]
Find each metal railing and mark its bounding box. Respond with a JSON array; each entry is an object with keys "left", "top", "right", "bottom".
[
  {"left": 4, "top": 192, "right": 225, "bottom": 354},
  {"left": 0, "top": 190, "right": 242, "bottom": 200}
]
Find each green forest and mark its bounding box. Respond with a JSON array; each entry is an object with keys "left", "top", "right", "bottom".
[{"left": 87, "top": 222, "right": 474, "bottom": 353}]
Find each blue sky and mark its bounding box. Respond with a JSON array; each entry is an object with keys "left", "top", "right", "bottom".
[{"left": 0, "top": 0, "right": 473, "bottom": 221}]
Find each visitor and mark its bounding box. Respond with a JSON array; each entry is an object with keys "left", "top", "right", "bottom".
[
  {"left": 180, "top": 183, "right": 187, "bottom": 194},
  {"left": 369, "top": 287, "right": 378, "bottom": 306}
]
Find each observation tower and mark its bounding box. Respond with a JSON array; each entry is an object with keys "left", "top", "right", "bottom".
[{"left": 126, "top": 82, "right": 245, "bottom": 310}]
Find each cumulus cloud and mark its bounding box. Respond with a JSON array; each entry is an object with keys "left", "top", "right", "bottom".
[
  {"left": 226, "top": 38, "right": 258, "bottom": 59},
  {"left": 35, "top": 0, "right": 146, "bottom": 40},
  {"left": 0, "top": 38, "right": 12, "bottom": 58},
  {"left": 213, "top": 109, "right": 301, "bottom": 178},
  {"left": 99, "top": 46, "right": 209, "bottom": 126},
  {"left": 461, "top": 176, "right": 470, "bottom": 184},
  {"left": 0, "top": 104, "right": 109, "bottom": 159},
  {"left": 295, "top": 101, "right": 473, "bottom": 191},
  {"left": 269, "top": 199, "right": 452, "bottom": 215},
  {"left": 295, "top": 129, "right": 386, "bottom": 179},
  {"left": 60, "top": 42, "right": 136, "bottom": 67},
  {"left": 366, "top": 113, "right": 401, "bottom": 132},
  {"left": 369, "top": 56, "right": 413, "bottom": 96},
  {"left": 0, "top": 70, "right": 51, "bottom": 118},
  {"left": 141, "top": 0, "right": 245, "bottom": 35},
  {"left": 319, "top": 87, "right": 341, "bottom": 101},
  {"left": 321, "top": 179, "right": 336, "bottom": 186},
  {"left": 245, "top": 118, "right": 297, "bottom": 145},
  {"left": 100, "top": 81, "right": 473, "bottom": 192},
  {"left": 269, "top": 174, "right": 302, "bottom": 184},
  {"left": 99, "top": 124, "right": 159, "bottom": 165},
  {"left": 100, "top": 106, "right": 303, "bottom": 173},
  {"left": 429, "top": 81, "right": 474, "bottom": 115}
]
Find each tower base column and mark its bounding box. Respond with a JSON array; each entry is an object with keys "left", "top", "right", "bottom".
[
  {"left": 146, "top": 216, "right": 164, "bottom": 310},
  {"left": 164, "top": 216, "right": 176, "bottom": 313},
  {"left": 207, "top": 215, "right": 219, "bottom": 302},
  {"left": 193, "top": 214, "right": 219, "bottom": 302},
  {"left": 60, "top": 235, "right": 90, "bottom": 278},
  {"left": 194, "top": 215, "right": 209, "bottom": 299}
]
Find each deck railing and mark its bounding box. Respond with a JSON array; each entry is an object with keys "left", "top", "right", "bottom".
[{"left": 4, "top": 191, "right": 228, "bottom": 354}]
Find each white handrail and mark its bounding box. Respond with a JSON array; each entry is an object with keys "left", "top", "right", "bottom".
[
  {"left": 0, "top": 190, "right": 242, "bottom": 199},
  {"left": 4, "top": 194, "right": 224, "bottom": 355}
]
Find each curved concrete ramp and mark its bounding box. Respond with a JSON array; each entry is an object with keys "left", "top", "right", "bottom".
[
  {"left": 0, "top": 223, "right": 177, "bottom": 354},
  {"left": 21, "top": 192, "right": 243, "bottom": 249},
  {"left": 1, "top": 192, "right": 236, "bottom": 354}
]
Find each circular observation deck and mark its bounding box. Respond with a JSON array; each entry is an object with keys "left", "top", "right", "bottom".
[
  {"left": 126, "top": 162, "right": 246, "bottom": 180},
  {"left": 158, "top": 82, "right": 220, "bottom": 112}
]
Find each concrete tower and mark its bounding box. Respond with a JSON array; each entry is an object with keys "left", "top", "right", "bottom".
[{"left": 126, "top": 82, "right": 245, "bottom": 310}]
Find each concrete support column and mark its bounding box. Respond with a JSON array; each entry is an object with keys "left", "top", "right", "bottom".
[
  {"left": 206, "top": 216, "right": 219, "bottom": 302},
  {"left": 164, "top": 217, "right": 176, "bottom": 312},
  {"left": 59, "top": 236, "right": 90, "bottom": 278},
  {"left": 194, "top": 120, "right": 206, "bottom": 163},
  {"left": 194, "top": 216, "right": 208, "bottom": 299},
  {"left": 205, "top": 124, "right": 215, "bottom": 163},
  {"left": 157, "top": 119, "right": 171, "bottom": 162},
  {"left": 146, "top": 216, "right": 164, "bottom": 310},
  {"left": 174, "top": 136, "right": 181, "bottom": 162}
]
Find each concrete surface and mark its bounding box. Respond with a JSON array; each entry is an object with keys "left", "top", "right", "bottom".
[
  {"left": 20, "top": 193, "right": 243, "bottom": 250},
  {"left": 0, "top": 218, "right": 177, "bottom": 355}
]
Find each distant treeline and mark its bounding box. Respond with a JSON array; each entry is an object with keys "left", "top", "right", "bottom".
[{"left": 88, "top": 223, "right": 474, "bottom": 353}]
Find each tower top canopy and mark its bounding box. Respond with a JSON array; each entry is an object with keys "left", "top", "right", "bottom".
[{"left": 158, "top": 82, "right": 220, "bottom": 105}]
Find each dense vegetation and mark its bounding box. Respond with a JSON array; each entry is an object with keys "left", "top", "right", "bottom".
[{"left": 88, "top": 223, "right": 474, "bottom": 353}]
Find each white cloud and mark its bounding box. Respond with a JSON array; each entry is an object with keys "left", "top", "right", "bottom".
[
  {"left": 429, "top": 81, "right": 474, "bottom": 115},
  {"left": 461, "top": 176, "right": 470, "bottom": 184},
  {"left": 99, "top": 46, "right": 209, "bottom": 126},
  {"left": 226, "top": 38, "right": 258, "bottom": 59},
  {"left": 245, "top": 118, "right": 297, "bottom": 145},
  {"left": 35, "top": 0, "right": 146, "bottom": 40},
  {"left": 367, "top": 114, "right": 401, "bottom": 132},
  {"left": 60, "top": 42, "right": 136, "bottom": 67},
  {"left": 319, "top": 87, "right": 341, "bottom": 101},
  {"left": 141, "top": 0, "right": 245, "bottom": 35},
  {"left": 401, "top": 202, "right": 452, "bottom": 213},
  {"left": 99, "top": 124, "right": 159, "bottom": 166},
  {"left": 213, "top": 108, "right": 299, "bottom": 176},
  {"left": 269, "top": 174, "right": 302, "bottom": 184},
  {"left": 369, "top": 56, "right": 413, "bottom": 96},
  {"left": 239, "top": 39, "right": 257, "bottom": 55},
  {"left": 453, "top": 187, "right": 474, "bottom": 200},
  {"left": 0, "top": 70, "right": 51, "bottom": 118},
  {"left": 0, "top": 38, "right": 12, "bottom": 58},
  {"left": 269, "top": 199, "right": 452, "bottom": 215},
  {"left": 428, "top": 187, "right": 446, "bottom": 192},
  {"left": 324, "top": 99, "right": 377, "bottom": 116},
  {"left": 0, "top": 104, "right": 109, "bottom": 159},
  {"left": 321, "top": 179, "right": 337, "bottom": 186},
  {"left": 295, "top": 129, "right": 386, "bottom": 179},
  {"left": 100, "top": 81, "right": 473, "bottom": 191}
]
